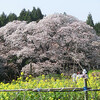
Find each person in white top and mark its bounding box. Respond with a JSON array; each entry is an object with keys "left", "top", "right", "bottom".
[{"left": 72, "top": 69, "right": 88, "bottom": 82}]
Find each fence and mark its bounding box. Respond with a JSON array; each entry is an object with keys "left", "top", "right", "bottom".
[{"left": 0, "top": 74, "right": 100, "bottom": 100}]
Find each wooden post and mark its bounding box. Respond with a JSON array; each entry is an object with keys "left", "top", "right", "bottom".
[
  {"left": 84, "top": 79, "right": 88, "bottom": 100},
  {"left": 29, "top": 63, "right": 32, "bottom": 75}
]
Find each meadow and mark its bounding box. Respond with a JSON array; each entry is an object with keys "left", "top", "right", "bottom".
[{"left": 0, "top": 70, "right": 100, "bottom": 100}]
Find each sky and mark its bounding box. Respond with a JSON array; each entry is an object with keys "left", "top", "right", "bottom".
[{"left": 0, "top": 0, "right": 99, "bottom": 23}]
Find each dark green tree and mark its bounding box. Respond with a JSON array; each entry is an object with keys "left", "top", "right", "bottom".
[
  {"left": 31, "top": 7, "right": 43, "bottom": 21},
  {"left": 63, "top": 12, "right": 67, "bottom": 15},
  {"left": 36, "top": 8, "right": 43, "bottom": 20},
  {"left": 94, "top": 23, "right": 100, "bottom": 36},
  {"left": 7, "top": 13, "right": 17, "bottom": 22},
  {"left": 31, "top": 7, "right": 37, "bottom": 21},
  {"left": 18, "top": 8, "right": 27, "bottom": 21},
  {"left": 24, "top": 10, "right": 32, "bottom": 23},
  {"left": 0, "top": 7, "right": 44, "bottom": 27},
  {"left": 86, "top": 13, "right": 94, "bottom": 27},
  {"left": 0, "top": 12, "right": 7, "bottom": 26}
]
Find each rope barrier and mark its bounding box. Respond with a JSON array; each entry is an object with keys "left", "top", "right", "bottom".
[{"left": 0, "top": 87, "right": 95, "bottom": 92}]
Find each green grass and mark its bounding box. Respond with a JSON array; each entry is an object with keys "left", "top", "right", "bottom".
[{"left": 88, "top": 69, "right": 100, "bottom": 75}]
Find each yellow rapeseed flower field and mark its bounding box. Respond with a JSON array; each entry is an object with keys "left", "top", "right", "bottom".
[{"left": 0, "top": 71, "right": 99, "bottom": 100}]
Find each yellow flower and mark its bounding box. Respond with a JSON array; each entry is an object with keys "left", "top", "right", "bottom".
[
  {"left": 26, "top": 77, "right": 29, "bottom": 81},
  {"left": 29, "top": 75, "right": 32, "bottom": 78},
  {"left": 61, "top": 73, "right": 64, "bottom": 77},
  {"left": 49, "top": 97, "right": 53, "bottom": 100},
  {"left": 42, "top": 75, "right": 45, "bottom": 79},
  {"left": 21, "top": 72, "right": 24, "bottom": 76},
  {"left": 5, "top": 97, "right": 9, "bottom": 100}
]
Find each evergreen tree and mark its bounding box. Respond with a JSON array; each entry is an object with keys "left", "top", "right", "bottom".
[
  {"left": 0, "top": 12, "right": 7, "bottom": 26},
  {"left": 7, "top": 13, "right": 17, "bottom": 22},
  {"left": 0, "top": 7, "right": 44, "bottom": 27},
  {"left": 86, "top": 13, "right": 94, "bottom": 27},
  {"left": 36, "top": 8, "right": 43, "bottom": 20},
  {"left": 25, "top": 10, "right": 31, "bottom": 23},
  {"left": 63, "top": 12, "right": 67, "bottom": 16},
  {"left": 18, "top": 8, "right": 27, "bottom": 21},
  {"left": 0, "top": 20, "right": 1, "bottom": 27},
  {"left": 31, "top": 7, "right": 37, "bottom": 21},
  {"left": 94, "top": 23, "right": 100, "bottom": 36},
  {"left": 31, "top": 7, "right": 43, "bottom": 21}
]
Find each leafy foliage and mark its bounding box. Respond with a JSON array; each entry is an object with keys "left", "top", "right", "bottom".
[{"left": 0, "top": 71, "right": 99, "bottom": 100}]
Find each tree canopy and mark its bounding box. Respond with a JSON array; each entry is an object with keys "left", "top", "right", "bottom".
[
  {"left": 86, "top": 13, "right": 100, "bottom": 36},
  {"left": 18, "top": 7, "right": 43, "bottom": 22},
  {"left": 0, "top": 9, "right": 100, "bottom": 36},
  {"left": 94, "top": 22, "right": 100, "bottom": 36},
  {"left": 86, "top": 13, "right": 94, "bottom": 27},
  {"left": 0, "top": 12, "right": 7, "bottom": 27},
  {"left": 0, "top": 7, "right": 43, "bottom": 27},
  {"left": 7, "top": 13, "right": 17, "bottom": 22}
]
